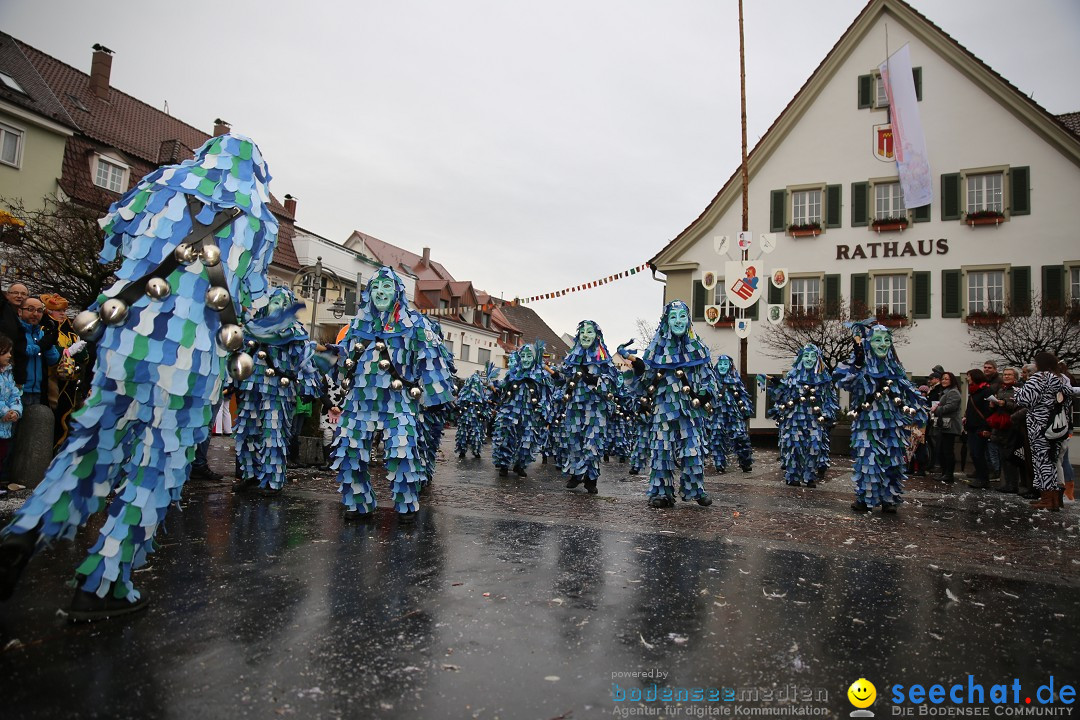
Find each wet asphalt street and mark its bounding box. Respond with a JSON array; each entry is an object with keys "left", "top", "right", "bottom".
[{"left": 0, "top": 435, "right": 1077, "bottom": 720}]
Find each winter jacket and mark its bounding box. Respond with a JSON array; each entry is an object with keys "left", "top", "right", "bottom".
[
  {"left": 963, "top": 382, "right": 995, "bottom": 435},
  {"left": 20, "top": 320, "right": 60, "bottom": 399},
  {"left": 934, "top": 387, "right": 962, "bottom": 435},
  {"left": 0, "top": 365, "right": 22, "bottom": 439}
]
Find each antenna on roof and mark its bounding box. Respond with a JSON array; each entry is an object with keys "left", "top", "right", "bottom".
[{"left": 163, "top": 100, "right": 169, "bottom": 115}]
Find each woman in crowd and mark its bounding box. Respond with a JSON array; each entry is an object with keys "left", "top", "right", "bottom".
[
  {"left": 931, "top": 372, "right": 962, "bottom": 483},
  {"left": 1014, "top": 351, "right": 1073, "bottom": 511},
  {"left": 963, "top": 368, "right": 995, "bottom": 489}
]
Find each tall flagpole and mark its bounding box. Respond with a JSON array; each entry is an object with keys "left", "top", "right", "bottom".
[{"left": 738, "top": 0, "right": 749, "bottom": 377}]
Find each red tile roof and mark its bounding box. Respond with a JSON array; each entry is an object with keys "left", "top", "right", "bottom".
[
  {"left": 0, "top": 33, "right": 77, "bottom": 131},
  {"left": 498, "top": 304, "right": 571, "bottom": 362},
  {"left": 1059, "top": 112, "right": 1080, "bottom": 138},
  {"left": 357, "top": 233, "right": 455, "bottom": 282}
]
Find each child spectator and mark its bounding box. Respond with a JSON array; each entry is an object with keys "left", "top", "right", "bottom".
[{"left": 0, "top": 335, "right": 23, "bottom": 497}]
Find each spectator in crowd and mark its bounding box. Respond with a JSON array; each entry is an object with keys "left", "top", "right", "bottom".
[
  {"left": 932, "top": 371, "right": 962, "bottom": 483},
  {"left": 982, "top": 360, "right": 1002, "bottom": 478},
  {"left": 1014, "top": 352, "right": 1073, "bottom": 510},
  {"left": 963, "top": 368, "right": 995, "bottom": 489},
  {"left": 926, "top": 369, "right": 944, "bottom": 472},
  {"left": 0, "top": 283, "right": 29, "bottom": 387},
  {"left": 17, "top": 297, "right": 58, "bottom": 406},
  {"left": 39, "top": 293, "right": 92, "bottom": 450},
  {"left": 988, "top": 367, "right": 1022, "bottom": 494},
  {"left": 0, "top": 334, "right": 21, "bottom": 498},
  {"left": 1058, "top": 362, "right": 1078, "bottom": 504}
]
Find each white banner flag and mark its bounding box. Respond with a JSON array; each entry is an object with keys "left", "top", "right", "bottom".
[{"left": 879, "top": 44, "right": 932, "bottom": 208}]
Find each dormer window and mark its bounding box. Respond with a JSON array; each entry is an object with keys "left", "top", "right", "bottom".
[
  {"left": 0, "top": 72, "right": 26, "bottom": 94},
  {"left": 93, "top": 154, "right": 129, "bottom": 193}
]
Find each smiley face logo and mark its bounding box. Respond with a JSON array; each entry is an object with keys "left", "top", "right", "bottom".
[{"left": 848, "top": 678, "right": 877, "bottom": 709}]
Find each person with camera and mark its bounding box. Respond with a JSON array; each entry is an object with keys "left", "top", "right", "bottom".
[{"left": 962, "top": 368, "right": 995, "bottom": 489}]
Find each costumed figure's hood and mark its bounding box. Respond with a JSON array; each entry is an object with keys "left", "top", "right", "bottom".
[
  {"left": 564, "top": 319, "right": 612, "bottom": 366},
  {"left": 250, "top": 286, "right": 308, "bottom": 344},
  {"left": 859, "top": 323, "right": 908, "bottom": 379},
  {"left": 714, "top": 354, "right": 742, "bottom": 384},
  {"left": 484, "top": 361, "right": 500, "bottom": 384},
  {"left": 642, "top": 301, "right": 712, "bottom": 369},
  {"left": 98, "top": 133, "right": 278, "bottom": 314},
  {"left": 786, "top": 344, "right": 831, "bottom": 384},
  {"left": 344, "top": 266, "right": 424, "bottom": 340},
  {"left": 509, "top": 340, "right": 547, "bottom": 382}
]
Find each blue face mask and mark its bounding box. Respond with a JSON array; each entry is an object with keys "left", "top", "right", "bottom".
[
  {"left": 578, "top": 323, "right": 596, "bottom": 348},
  {"left": 519, "top": 346, "right": 535, "bottom": 369},
  {"left": 668, "top": 306, "right": 689, "bottom": 336},
  {"left": 369, "top": 278, "right": 396, "bottom": 312},
  {"left": 716, "top": 357, "right": 731, "bottom": 375},
  {"left": 802, "top": 349, "right": 818, "bottom": 369},
  {"left": 870, "top": 329, "right": 892, "bottom": 358}
]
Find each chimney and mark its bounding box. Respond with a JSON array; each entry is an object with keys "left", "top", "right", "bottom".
[
  {"left": 212, "top": 118, "right": 231, "bottom": 137},
  {"left": 90, "top": 44, "right": 113, "bottom": 101},
  {"left": 421, "top": 247, "right": 431, "bottom": 266},
  {"left": 283, "top": 194, "right": 297, "bottom": 217}
]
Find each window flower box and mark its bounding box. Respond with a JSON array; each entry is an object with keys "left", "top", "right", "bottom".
[
  {"left": 965, "top": 311, "right": 1006, "bottom": 326},
  {"left": 871, "top": 217, "right": 908, "bottom": 233},
  {"left": 876, "top": 315, "right": 908, "bottom": 328},
  {"left": 965, "top": 210, "right": 1005, "bottom": 227},
  {"left": 787, "top": 222, "right": 821, "bottom": 238},
  {"left": 785, "top": 314, "right": 822, "bottom": 329}
]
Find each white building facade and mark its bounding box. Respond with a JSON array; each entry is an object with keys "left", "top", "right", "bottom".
[{"left": 649, "top": 0, "right": 1080, "bottom": 436}]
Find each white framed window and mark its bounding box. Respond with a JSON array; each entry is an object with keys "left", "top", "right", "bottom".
[
  {"left": 460, "top": 344, "right": 470, "bottom": 362},
  {"left": 789, "top": 276, "right": 821, "bottom": 313},
  {"left": 966, "top": 268, "right": 1006, "bottom": 314},
  {"left": 477, "top": 348, "right": 491, "bottom": 365},
  {"left": 966, "top": 172, "right": 1003, "bottom": 214},
  {"left": 1069, "top": 265, "right": 1080, "bottom": 309},
  {"left": 711, "top": 284, "right": 737, "bottom": 317},
  {"left": 0, "top": 122, "right": 23, "bottom": 168},
  {"left": 445, "top": 339, "right": 454, "bottom": 356},
  {"left": 93, "top": 155, "right": 128, "bottom": 193},
  {"left": 791, "top": 189, "right": 822, "bottom": 227},
  {"left": 873, "top": 273, "right": 908, "bottom": 316},
  {"left": 300, "top": 274, "right": 328, "bottom": 302},
  {"left": 873, "top": 181, "right": 906, "bottom": 221},
  {"left": 874, "top": 74, "right": 889, "bottom": 108},
  {"left": 0, "top": 72, "right": 26, "bottom": 94}
]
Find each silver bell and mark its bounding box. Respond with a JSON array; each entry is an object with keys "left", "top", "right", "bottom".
[
  {"left": 344, "top": 358, "right": 356, "bottom": 369},
  {"left": 145, "top": 277, "right": 171, "bottom": 300},
  {"left": 217, "top": 323, "right": 245, "bottom": 352},
  {"left": 799, "top": 396, "right": 806, "bottom": 402},
  {"left": 531, "top": 398, "right": 539, "bottom": 404},
  {"left": 691, "top": 398, "right": 701, "bottom": 408},
  {"left": 174, "top": 243, "right": 198, "bottom": 264},
  {"left": 100, "top": 298, "right": 129, "bottom": 326},
  {"left": 379, "top": 359, "right": 391, "bottom": 370},
  {"left": 647, "top": 385, "right": 655, "bottom": 393},
  {"left": 409, "top": 387, "right": 422, "bottom": 400},
  {"left": 681, "top": 385, "right": 691, "bottom": 394},
  {"left": 279, "top": 376, "right": 291, "bottom": 388},
  {"left": 894, "top": 396, "right": 904, "bottom": 405},
  {"left": 818, "top": 415, "right": 827, "bottom": 423},
  {"left": 341, "top": 378, "right": 352, "bottom": 389},
  {"left": 563, "top": 394, "right": 570, "bottom": 401},
  {"left": 391, "top": 379, "right": 404, "bottom": 391},
  {"left": 375, "top": 341, "right": 386, "bottom": 351},
  {"left": 255, "top": 350, "right": 266, "bottom": 360},
  {"left": 247, "top": 340, "right": 257, "bottom": 348},
  {"left": 73, "top": 310, "right": 103, "bottom": 341},
  {"left": 200, "top": 244, "right": 222, "bottom": 267},
  {"left": 568, "top": 382, "right": 576, "bottom": 389},
  {"left": 813, "top": 406, "right": 821, "bottom": 413},
  {"left": 206, "top": 286, "right": 231, "bottom": 311},
  {"left": 227, "top": 352, "right": 254, "bottom": 381},
  {"left": 265, "top": 367, "right": 276, "bottom": 377},
  {"left": 787, "top": 400, "right": 795, "bottom": 407},
  {"left": 874, "top": 392, "right": 882, "bottom": 399}
]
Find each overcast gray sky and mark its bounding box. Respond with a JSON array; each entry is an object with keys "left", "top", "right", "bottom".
[{"left": 3, "top": 0, "right": 1079, "bottom": 347}]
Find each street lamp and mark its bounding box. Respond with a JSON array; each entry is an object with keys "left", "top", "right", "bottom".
[
  {"left": 330, "top": 297, "right": 347, "bottom": 319},
  {"left": 291, "top": 256, "right": 344, "bottom": 340}
]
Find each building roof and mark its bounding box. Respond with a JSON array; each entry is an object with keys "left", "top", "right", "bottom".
[
  {"left": 649, "top": 0, "right": 1080, "bottom": 268},
  {"left": 499, "top": 304, "right": 571, "bottom": 362},
  {"left": 1059, "top": 112, "right": 1080, "bottom": 138},
  {"left": 0, "top": 32, "right": 77, "bottom": 131},
  {"left": 356, "top": 232, "right": 455, "bottom": 282}
]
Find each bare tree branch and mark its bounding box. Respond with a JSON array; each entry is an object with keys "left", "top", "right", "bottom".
[{"left": 965, "top": 293, "right": 1080, "bottom": 368}]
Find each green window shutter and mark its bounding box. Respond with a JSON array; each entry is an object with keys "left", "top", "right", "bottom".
[
  {"left": 1010, "top": 266, "right": 1031, "bottom": 316},
  {"left": 748, "top": 300, "right": 759, "bottom": 321},
  {"left": 942, "top": 269, "right": 962, "bottom": 318},
  {"left": 1042, "top": 265, "right": 1065, "bottom": 316},
  {"left": 826, "top": 184, "right": 842, "bottom": 229},
  {"left": 850, "top": 273, "right": 869, "bottom": 316},
  {"left": 824, "top": 274, "right": 841, "bottom": 319},
  {"left": 768, "top": 279, "right": 783, "bottom": 305},
  {"left": 912, "top": 67, "right": 923, "bottom": 101},
  {"left": 1009, "top": 166, "right": 1031, "bottom": 216},
  {"left": 913, "top": 202, "right": 931, "bottom": 223},
  {"left": 851, "top": 182, "right": 869, "bottom": 227},
  {"left": 941, "top": 173, "right": 961, "bottom": 220},
  {"left": 913, "top": 271, "right": 931, "bottom": 319},
  {"left": 770, "top": 189, "right": 787, "bottom": 232},
  {"left": 858, "top": 74, "right": 873, "bottom": 109},
  {"left": 692, "top": 282, "right": 706, "bottom": 321}
]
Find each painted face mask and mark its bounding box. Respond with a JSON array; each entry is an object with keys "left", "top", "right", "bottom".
[
  {"left": 802, "top": 348, "right": 819, "bottom": 369},
  {"left": 668, "top": 305, "right": 689, "bottom": 337},
  {"left": 369, "top": 277, "right": 396, "bottom": 312},
  {"left": 716, "top": 356, "right": 731, "bottom": 375},
  {"left": 267, "top": 291, "right": 290, "bottom": 315},
  {"left": 578, "top": 323, "right": 596, "bottom": 348},
  {"left": 519, "top": 345, "right": 535, "bottom": 369},
  {"left": 869, "top": 328, "right": 892, "bottom": 358}
]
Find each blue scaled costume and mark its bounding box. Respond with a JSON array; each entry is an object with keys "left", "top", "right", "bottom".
[
  {"left": 491, "top": 342, "right": 553, "bottom": 477},
  {"left": 708, "top": 355, "right": 755, "bottom": 473},
  {"left": 558, "top": 321, "right": 618, "bottom": 493},
  {"left": 770, "top": 344, "right": 839, "bottom": 487},
  {"left": 416, "top": 318, "right": 456, "bottom": 490},
  {"left": 233, "top": 286, "right": 320, "bottom": 493},
  {"left": 329, "top": 267, "right": 455, "bottom": 520},
  {"left": 834, "top": 323, "right": 928, "bottom": 511},
  {"left": 0, "top": 134, "right": 279, "bottom": 614},
  {"left": 625, "top": 301, "right": 717, "bottom": 507},
  {"left": 455, "top": 366, "right": 493, "bottom": 459}
]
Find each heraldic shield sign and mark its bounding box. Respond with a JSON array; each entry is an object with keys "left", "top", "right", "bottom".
[
  {"left": 734, "top": 318, "right": 752, "bottom": 338},
  {"left": 723, "top": 260, "right": 763, "bottom": 309},
  {"left": 874, "top": 123, "right": 894, "bottom": 162}
]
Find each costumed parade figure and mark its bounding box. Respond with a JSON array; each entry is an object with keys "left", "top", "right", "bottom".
[
  {"left": 491, "top": 342, "right": 553, "bottom": 478},
  {"left": 769, "top": 344, "right": 838, "bottom": 487},
  {"left": 622, "top": 301, "right": 717, "bottom": 508},
  {"left": 233, "top": 286, "right": 320, "bottom": 494},
  {"left": 329, "top": 267, "right": 455, "bottom": 522},
  {"left": 604, "top": 373, "right": 634, "bottom": 463},
  {"left": 834, "top": 323, "right": 928, "bottom": 513},
  {"left": 559, "top": 321, "right": 618, "bottom": 493},
  {"left": 455, "top": 364, "right": 494, "bottom": 459},
  {"left": 708, "top": 354, "right": 755, "bottom": 473},
  {"left": 0, "top": 134, "right": 280, "bottom": 619},
  {"left": 416, "top": 318, "right": 456, "bottom": 491}
]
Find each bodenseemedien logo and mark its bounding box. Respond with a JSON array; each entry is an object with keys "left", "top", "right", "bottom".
[{"left": 848, "top": 678, "right": 877, "bottom": 717}]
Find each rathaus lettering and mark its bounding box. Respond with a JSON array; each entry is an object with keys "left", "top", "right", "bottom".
[{"left": 835, "top": 238, "right": 948, "bottom": 260}]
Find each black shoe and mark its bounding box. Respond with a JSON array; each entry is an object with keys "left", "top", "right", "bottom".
[
  {"left": 619, "top": 456, "right": 628, "bottom": 464},
  {"left": 995, "top": 485, "right": 1018, "bottom": 494},
  {"left": 881, "top": 503, "right": 897, "bottom": 514},
  {"left": 649, "top": 496, "right": 674, "bottom": 509},
  {"left": 940, "top": 474, "right": 955, "bottom": 484},
  {"left": 68, "top": 589, "right": 149, "bottom": 622},
  {"left": 513, "top": 465, "right": 527, "bottom": 478},
  {"left": 805, "top": 480, "right": 817, "bottom": 488},
  {"left": 0, "top": 531, "right": 37, "bottom": 601},
  {"left": 566, "top": 476, "right": 583, "bottom": 489},
  {"left": 473, "top": 452, "right": 481, "bottom": 459},
  {"left": 1020, "top": 489, "right": 1041, "bottom": 500},
  {"left": 851, "top": 500, "right": 869, "bottom": 512},
  {"left": 716, "top": 466, "right": 727, "bottom": 474},
  {"left": 584, "top": 480, "right": 598, "bottom": 495},
  {"left": 603, "top": 454, "right": 610, "bottom": 463},
  {"left": 458, "top": 451, "right": 466, "bottom": 459},
  {"left": 398, "top": 510, "right": 418, "bottom": 525},
  {"left": 695, "top": 494, "right": 713, "bottom": 507},
  {"left": 967, "top": 479, "right": 989, "bottom": 489},
  {"left": 232, "top": 477, "right": 259, "bottom": 493},
  {"left": 190, "top": 465, "right": 223, "bottom": 481},
  {"left": 740, "top": 465, "right": 752, "bottom": 473},
  {"left": 343, "top": 508, "right": 374, "bottom": 521},
  {"left": 628, "top": 467, "right": 639, "bottom": 476},
  {"left": 259, "top": 485, "right": 283, "bottom": 497},
  {"left": 541, "top": 456, "right": 548, "bottom": 465},
  {"left": 816, "top": 466, "right": 827, "bottom": 481},
  {"left": 498, "top": 467, "right": 508, "bottom": 478}
]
